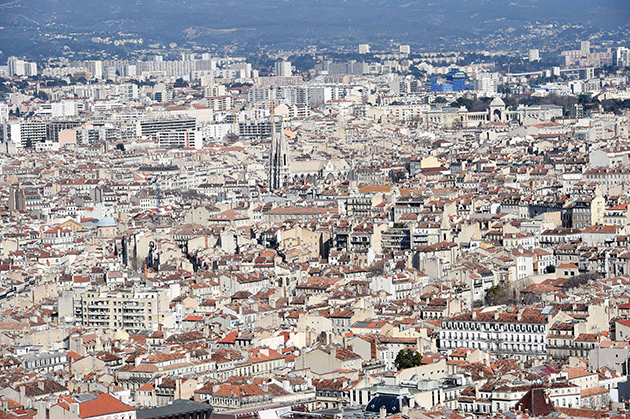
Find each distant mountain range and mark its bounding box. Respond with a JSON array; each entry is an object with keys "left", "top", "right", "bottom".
[{"left": 1, "top": 0, "right": 629, "bottom": 59}]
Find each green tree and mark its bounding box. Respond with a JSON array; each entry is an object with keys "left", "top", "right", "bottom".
[
  {"left": 450, "top": 97, "right": 474, "bottom": 111},
  {"left": 545, "top": 265, "right": 556, "bottom": 274},
  {"left": 394, "top": 349, "right": 422, "bottom": 371},
  {"left": 115, "top": 143, "right": 125, "bottom": 152},
  {"left": 434, "top": 96, "right": 447, "bottom": 104},
  {"left": 485, "top": 284, "right": 508, "bottom": 306},
  {"left": 391, "top": 170, "right": 407, "bottom": 183},
  {"left": 174, "top": 78, "right": 188, "bottom": 88}
]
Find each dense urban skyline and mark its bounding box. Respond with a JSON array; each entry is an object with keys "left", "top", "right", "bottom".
[{"left": 1, "top": 2, "right": 630, "bottom": 419}]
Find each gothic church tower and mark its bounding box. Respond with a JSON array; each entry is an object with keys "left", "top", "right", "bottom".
[{"left": 268, "top": 88, "right": 290, "bottom": 191}]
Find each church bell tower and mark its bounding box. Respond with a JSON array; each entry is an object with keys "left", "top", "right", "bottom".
[{"left": 268, "top": 87, "right": 290, "bottom": 191}]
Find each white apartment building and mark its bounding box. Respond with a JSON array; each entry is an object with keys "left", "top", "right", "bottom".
[
  {"left": 275, "top": 61, "right": 292, "bottom": 77},
  {"left": 440, "top": 307, "right": 550, "bottom": 359},
  {"left": 156, "top": 130, "right": 202, "bottom": 149},
  {"left": 8, "top": 56, "right": 37, "bottom": 77}
]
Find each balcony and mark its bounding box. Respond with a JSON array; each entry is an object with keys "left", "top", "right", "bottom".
[
  {"left": 123, "top": 314, "right": 146, "bottom": 320},
  {"left": 123, "top": 308, "right": 146, "bottom": 314}
]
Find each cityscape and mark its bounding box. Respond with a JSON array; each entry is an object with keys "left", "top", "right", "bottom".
[{"left": 1, "top": 1, "right": 630, "bottom": 419}]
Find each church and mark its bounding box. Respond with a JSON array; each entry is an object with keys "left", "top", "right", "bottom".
[{"left": 268, "top": 93, "right": 291, "bottom": 192}]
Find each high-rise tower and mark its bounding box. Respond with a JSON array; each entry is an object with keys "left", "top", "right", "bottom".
[{"left": 268, "top": 88, "right": 290, "bottom": 191}]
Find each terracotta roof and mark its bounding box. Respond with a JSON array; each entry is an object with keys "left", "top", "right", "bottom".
[
  {"left": 580, "top": 386, "right": 608, "bottom": 397},
  {"left": 515, "top": 387, "right": 556, "bottom": 417},
  {"left": 77, "top": 393, "right": 135, "bottom": 418}
]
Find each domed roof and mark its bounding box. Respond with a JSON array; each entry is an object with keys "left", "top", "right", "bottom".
[{"left": 97, "top": 217, "right": 117, "bottom": 228}]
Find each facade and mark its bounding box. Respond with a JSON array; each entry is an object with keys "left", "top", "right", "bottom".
[
  {"left": 137, "top": 118, "right": 196, "bottom": 139},
  {"left": 38, "top": 392, "right": 136, "bottom": 419},
  {"left": 80, "top": 288, "right": 162, "bottom": 331},
  {"left": 156, "top": 130, "right": 202, "bottom": 149},
  {"left": 275, "top": 61, "right": 292, "bottom": 77},
  {"left": 439, "top": 308, "right": 549, "bottom": 359},
  {"left": 22, "top": 352, "right": 68, "bottom": 373},
  {"left": 426, "top": 98, "right": 563, "bottom": 128},
  {"left": 3, "top": 120, "right": 47, "bottom": 148}
]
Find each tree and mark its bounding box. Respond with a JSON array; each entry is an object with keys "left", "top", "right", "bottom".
[
  {"left": 485, "top": 284, "right": 513, "bottom": 306},
  {"left": 391, "top": 170, "right": 407, "bottom": 183},
  {"left": 450, "top": 97, "right": 474, "bottom": 111},
  {"left": 545, "top": 265, "right": 556, "bottom": 274},
  {"left": 174, "top": 78, "right": 188, "bottom": 88},
  {"left": 434, "top": 96, "right": 447, "bottom": 104},
  {"left": 224, "top": 132, "right": 239, "bottom": 143},
  {"left": 394, "top": 349, "right": 422, "bottom": 371},
  {"left": 115, "top": 143, "right": 125, "bottom": 152},
  {"left": 472, "top": 97, "right": 493, "bottom": 112},
  {"left": 563, "top": 272, "right": 601, "bottom": 289},
  {"left": 0, "top": 78, "right": 9, "bottom": 93}
]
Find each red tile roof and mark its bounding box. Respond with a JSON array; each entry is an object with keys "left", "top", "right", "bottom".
[{"left": 78, "top": 393, "right": 134, "bottom": 418}]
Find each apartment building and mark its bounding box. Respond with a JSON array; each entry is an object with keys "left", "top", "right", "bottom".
[
  {"left": 439, "top": 307, "right": 550, "bottom": 359},
  {"left": 81, "top": 287, "right": 164, "bottom": 332}
]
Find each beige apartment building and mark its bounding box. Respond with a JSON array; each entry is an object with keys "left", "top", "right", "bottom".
[{"left": 81, "top": 287, "right": 164, "bottom": 331}]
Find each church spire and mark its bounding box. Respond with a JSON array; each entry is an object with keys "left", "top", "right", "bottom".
[{"left": 268, "top": 87, "right": 290, "bottom": 192}]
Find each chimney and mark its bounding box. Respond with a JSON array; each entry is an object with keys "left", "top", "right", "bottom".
[
  {"left": 402, "top": 404, "right": 409, "bottom": 416},
  {"left": 38, "top": 382, "right": 45, "bottom": 391},
  {"left": 380, "top": 405, "right": 387, "bottom": 419}
]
